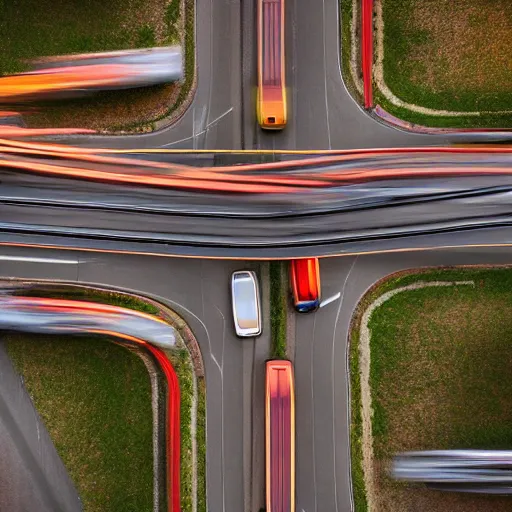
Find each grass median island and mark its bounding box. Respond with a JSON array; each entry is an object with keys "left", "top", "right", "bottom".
[
  {"left": 350, "top": 267, "right": 512, "bottom": 512},
  {"left": 270, "top": 261, "right": 288, "bottom": 360},
  {"left": 5, "top": 286, "right": 206, "bottom": 512},
  {"left": 0, "top": 0, "right": 194, "bottom": 132},
  {"left": 376, "top": 0, "right": 512, "bottom": 128},
  {"left": 6, "top": 335, "right": 154, "bottom": 512}
]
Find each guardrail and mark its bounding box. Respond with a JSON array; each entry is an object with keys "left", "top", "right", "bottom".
[{"left": 361, "top": 0, "right": 374, "bottom": 108}]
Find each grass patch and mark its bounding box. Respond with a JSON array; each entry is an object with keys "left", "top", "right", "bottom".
[
  {"left": 350, "top": 266, "right": 512, "bottom": 511},
  {"left": 196, "top": 378, "right": 207, "bottom": 512},
  {"left": 349, "top": 322, "right": 368, "bottom": 512},
  {"left": 270, "top": 261, "right": 287, "bottom": 359},
  {"left": 5, "top": 286, "right": 206, "bottom": 511},
  {"left": 167, "top": 346, "right": 206, "bottom": 512},
  {"left": 0, "top": 0, "right": 194, "bottom": 132},
  {"left": 339, "top": 0, "right": 363, "bottom": 104},
  {"left": 6, "top": 335, "right": 153, "bottom": 512},
  {"left": 378, "top": 0, "right": 512, "bottom": 128}
]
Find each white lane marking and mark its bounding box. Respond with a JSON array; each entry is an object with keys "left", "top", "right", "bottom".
[
  {"left": 319, "top": 292, "right": 341, "bottom": 309},
  {"left": 162, "top": 107, "right": 234, "bottom": 148},
  {"left": 332, "top": 255, "right": 358, "bottom": 512},
  {"left": 0, "top": 255, "right": 78, "bottom": 264},
  {"left": 322, "top": 0, "right": 332, "bottom": 149}
]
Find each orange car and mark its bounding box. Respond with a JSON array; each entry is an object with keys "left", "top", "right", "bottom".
[
  {"left": 266, "top": 360, "right": 295, "bottom": 512},
  {"left": 257, "top": 0, "right": 287, "bottom": 129},
  {"left": 290, "top": 258, "right": 321, "bottom": 313}
]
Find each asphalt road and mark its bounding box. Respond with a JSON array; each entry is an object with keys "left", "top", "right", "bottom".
[
  {"left": 57, "top": 0, "right": 468, "bottom": 151},
  {"left": 0, "top": 246, "right": 270, "bottom": 512},
  {"left": 0, "top": 341, "right": 81, "bottom": 512},
  {"left": 4, "top": 244, "right": 512, "bottom": 511},
  {"left": 294, "top": 246, "right": 512, "bottom": 512}
]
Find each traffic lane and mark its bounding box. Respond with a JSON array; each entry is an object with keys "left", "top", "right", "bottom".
[
  {"left": 0, "top": 342, "right": 81, "bottom": 512},
  {"left": 287, "top": 0, "right": 446, "bottom": 150},
  {"left": 54, "top": 0, "right": 241, "bottom": 151},
  {"left": 7, "top": 177, "right": 512, "bottom": 255},
  {"left": 295, "top": 247, "right": 512, "bottom": 512},
  {"left": 0, "top": 249, "right": 267, "bottom": 512},
  {"left": 294, "top": 257, "right": 357, "bottom": 512},
  {"left": 250, "top": 0, "right": 298, "bottom": 151}
]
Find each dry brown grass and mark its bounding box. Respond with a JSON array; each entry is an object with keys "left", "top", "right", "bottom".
[
  {"left": 26, "top": 83, "right": 181, "bottom": 132},
  {"left": 15, "top": 0, "right": 186, "bottom": 132},
  {"left": 407, "top": 0, "right": 511, "bottom": 94},
  {"left": 367, "top": 278, "right": 512, "bottom": 511}
]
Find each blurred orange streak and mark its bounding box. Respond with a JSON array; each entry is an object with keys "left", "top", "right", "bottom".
[
  {"left": 0, "top": 64, "right": 138, "bottom": 101},
  {"left": 2, "top": 295, "right": 181, "bottom": 512}
]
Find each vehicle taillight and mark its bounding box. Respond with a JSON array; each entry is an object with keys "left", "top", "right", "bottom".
[{"left": 291, "top": 258, "right": 320, "bottom": 302}]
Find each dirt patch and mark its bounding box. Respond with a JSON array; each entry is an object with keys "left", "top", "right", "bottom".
[
  {"left": 25, "top": 83, "right": 181, "bottom": 132},
  {"left": 408, "top": 0, "right": 511, "bottom": 94}
]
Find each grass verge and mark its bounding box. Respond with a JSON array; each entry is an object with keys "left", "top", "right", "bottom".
[
  {"left": 340, "top": 0, "right": 363, "bottom": 103},
  {"left": 6, "top": 334, "right": 154, "bottom": 512},
  {"left": 0, "top": 0, "right": 194, "bottom": 132},
  {"left": 377, "top": 0, "right": 512, "bottom": 128},
  {"left": 196, "top": 378, "right": 207, "bottom": 512},
  {"left": 167, "top": 346, "right": 206, "bottom": 512},
  {"left": 269, "top": 261, "right": 287, "bottom": 359},
  {"left": 350, "top": 266, "right": 512, "bottom": 512},
  {"left": 5, "top": 285, "right": 205, "bottom": 512}
]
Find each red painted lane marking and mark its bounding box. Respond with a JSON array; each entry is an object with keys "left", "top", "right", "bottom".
[
  {"left": 144, "top": 343, "right": 181, "bottom": 512},
  {"left": 0, "top": 296, "right": 182, "bottom": 512},
  {"left": 361, "top": 0, "right": 374, "bottom": 108}
]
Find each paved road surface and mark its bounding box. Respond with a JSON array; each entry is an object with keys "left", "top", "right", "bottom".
[
  {"left": 294, "top": 246, "right": 512, "bottom": 511},
  {"left": 0, "top": 246, "right": 270, "bottom": 512},
  {"left": 3, "top": 244, "right": 512, "bottom": 511},
  {"left": 60, "top": 0, "right": 461, "bottom": 151},
  {"left": 0, "top": 341, "right": 81, "bottom": 512}
]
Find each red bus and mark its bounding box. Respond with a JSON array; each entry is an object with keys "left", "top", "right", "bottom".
[
  {"left": 266, "top": 360, "right": 295, "bottom": 512},
  {"left": 257, "top": 0, "right": 287, "bottom": 129}
]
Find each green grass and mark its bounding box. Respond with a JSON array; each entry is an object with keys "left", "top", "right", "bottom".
[
  {"left": 0, "top": 0, "right": 195, "bottom": 132},
  {"left": 339, "top": 0, "right": 363, "bottom": 104},
  {"left": 165, "top": 0, "right": 181, "bottom": 43},
  {"left": 377, "top": 0, "right": 512, "bottom": 128},
  {"left": 0, "top": 0, "right": 156, "bottom": 75},
  {"left": 6, "top": 286, "right": 206, "bottom": 512},
  {"left": 339, "top": 0, "right": 512, "bottom": 128},
  {"left": 6, "top": 335, "right": 153, "bottom": 512},
  {"left": 349, "top": 322, "right": 368, "bottom": 512},
  {"left": 108, "top": 0, "right": 195, "bottom": 132},
  {"left": 350, "top": 266, "right": 512, "bottom": 511},
  {"left": 270, "top": 261, "right": 287, "bottom": 359},
  {"left": 196, "top": 378, "right": 207, "bottom": 512},
  {"left": 374, "top": 91, "right": 512, "bottom": 129}
]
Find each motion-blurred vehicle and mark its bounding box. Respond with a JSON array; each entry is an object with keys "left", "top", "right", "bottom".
[
  {"left": 0, "top": 46, "right": 183, "bottom": 103},
  {"left": 392, "top": 450, "right": 512, "bottom": 494},
  {"left": 231, "top": 270, "right": 262, "bottom": 337},
  {"left": 290, "top": 258, "right": 321, "bottom": 313},
  {"left": 257, "top": 0, "right": 287, "bottom": 129},
  {"left": 266, "top": 360, "right": 295, "bottom": 512}
]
